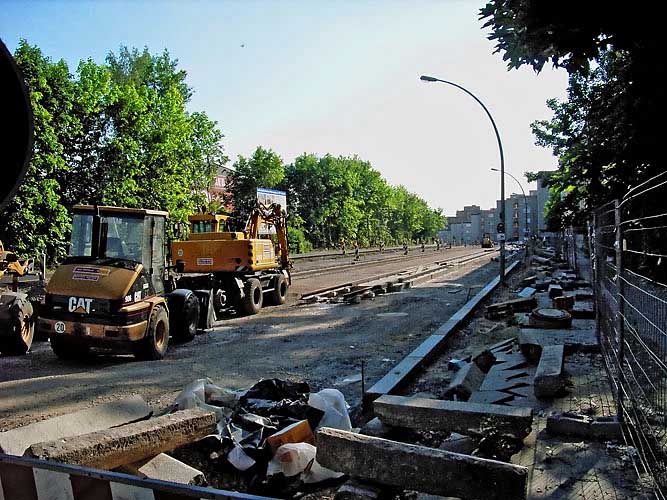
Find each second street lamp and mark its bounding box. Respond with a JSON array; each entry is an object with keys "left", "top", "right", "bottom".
[
  {"left": 491, "top": 168, "right": 528, "bottom": 242},
  {"left": 420, "top": 75, "right": 506, "bottom": 282}
]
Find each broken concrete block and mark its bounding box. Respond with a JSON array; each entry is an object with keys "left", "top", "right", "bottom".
[
  {"left": 520, "top": 275, "right": 537, "bottom": 287},
  {"left": 26, "top": 409, "right": 217, "bottom": 470},
  {"left": 335, "top": 479, "right": 383, "bottom": 499},
  {"left": 546, "top": 413, "right": 622, "bottom": 440},
  {"left": 548, "top": 284, "right": 563, "bottom": 298},
  {"left": 316, "top": 428, "right": 528, "bottom": 500},
  {"left": 553, "top": 295, "right": 575, "bottom": 311},
  {"left": 485, "top": 297, "right": 537, "bottom": 319},
  {"left": 118, "top": 453, "right": 206, "bottom": 485},
  {"left": 0, "top": 395, "right": 152, "bottom": 456},
  {"left": 517, "top": 287, "right": 536, "bottom": 298},
  {"left": 571, "top": 300, "right": 595, "bottom": 319},
  {"left": 444, "top": 362, "right": 485, "bottom": 400},
  {"left": 519, "top": 328, "right": 598, "bottom": 362},
  {"left": 439, "top": 432, "right": 475, "bottom": 454},
  {"left": 471, "top": 349, "right": 495, "bottom": 373},
  {"left": 359, "top": 417, "right": 392, "bottom": 438},
  {"left": 534, "top": 345, "right": 565, "bottom": 398},
  {"left": 374, "top": 395, "right": 532, "bottom": 439}
]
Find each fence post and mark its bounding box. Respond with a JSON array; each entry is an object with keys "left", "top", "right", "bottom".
[{"left": 614, "top": 199, "right": 625, "bottom": 423}]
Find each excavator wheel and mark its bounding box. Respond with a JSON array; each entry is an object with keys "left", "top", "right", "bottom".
[
  {"left": 0, "top": 299, "right": 34, "bottom": 356},
  {"left": 134, "top": 305, "right": 169, "bottom": 360},
  {"left": 266, "top": 274, "right": 288, "bottom": 306},
  {"left": 240, "top": 278, "right": 263, "bottom": 315}
]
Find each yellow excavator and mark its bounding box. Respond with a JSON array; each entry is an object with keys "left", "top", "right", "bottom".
[
  {"left": 36, "top": 202, "right": 290, "bottom": 360},
  {"left": 172, "top": 201, "right": 291, "bottom": 315}
]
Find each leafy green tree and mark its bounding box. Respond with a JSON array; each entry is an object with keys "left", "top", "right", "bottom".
[
  {"left": 0, "top": 42, "right": 226, "bottom": 262},
  {"left": 0, "top": 41, "right": 73, "bottom": 261},
  {"left": 227, "top": 146, "right": 285, "bottom": 224},
  {"left": 481, "top": 1, "right": 663, "bottom": 226}
]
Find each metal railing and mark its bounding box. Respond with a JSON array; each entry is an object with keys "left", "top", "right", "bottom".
[{"left": 590, "top": 171, "right": 667, "bottom": 496}]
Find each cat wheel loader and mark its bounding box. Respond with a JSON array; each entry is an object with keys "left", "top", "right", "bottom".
[
  {"left": 37, "top": 206, "right": 201, "bottom": 360},
  {"left": 36, "top": 202, "right": 291, "bottom": 360}
]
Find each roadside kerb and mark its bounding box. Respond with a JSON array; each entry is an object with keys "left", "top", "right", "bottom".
[{"left": 364, "top": 259, "right": 520, "bottom": 403}]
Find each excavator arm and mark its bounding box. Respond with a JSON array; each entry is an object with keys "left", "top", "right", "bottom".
[{"left": 245, "top": 203, "right": 291, "bottom": 271}]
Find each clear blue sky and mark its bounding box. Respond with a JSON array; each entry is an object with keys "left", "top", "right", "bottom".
[{"left": 2, "top": 0, "right": 567, "bottom": 214}]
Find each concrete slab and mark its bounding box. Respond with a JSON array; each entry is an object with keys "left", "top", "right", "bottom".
[
  {"left": 118, "top": 453, "right": 206, "bottom": 485},
  {"left": 408, "top": 335, "right": 446, "bottom": 360},
  {"left": 316, "top": 428, "right": 528, "bottom": 500},
  {"left": 26, "top": 409, "right": 217, "bottom": 470},
  {"left": 519, "top": 328, "right": 599, "bottom": 362},
  {"left": 546, "top": 413, "right": 622, "bottom": 440},
  {"left": 468, "top": 391, "right": 514, "bottom": 405},
  {"left": 374, "top": 395, "right": 533, "bottom": 438},
  {"left": 0, "top": 395, "right": 152, "bottom": 456},
  {"left": 479, "top": 364, "right": 531, "bottom": 393},
  {"left": 443, "top": 362, "right": 484, "bottom": 400},
  {"left": 534, "top": 345, "right": 565, "bottom": 398},
  {"left": 364, "top": 356, "right": 423, "bottom": 402}
]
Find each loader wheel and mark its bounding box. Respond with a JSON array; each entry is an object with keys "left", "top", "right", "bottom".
[
  {"left": 50, "top": 337, "right": 89, "bottom": 360},
  {"left": 0, "top": 308, "right": 33, "bottom": 356},
  {"left": 171, "top": 293, "right": 199, "bottom": 343},
  {"left": 240, "top": 278, "right": 263, "bottom": 315},
  {"left": 266, "top": 274, "right": 288, "bottom": 306},
  {"left": 134, "top": 305, "right": 169, "bottom": 360}
]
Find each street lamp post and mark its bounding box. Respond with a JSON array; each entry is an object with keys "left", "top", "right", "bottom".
[
  {"left": 491, "top": 168, "right": 528, "bottom": 242},
  {"left": 420, "top": 75, "right": 506, "bottom": 282}
]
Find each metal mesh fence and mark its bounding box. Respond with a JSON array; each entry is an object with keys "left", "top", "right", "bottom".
[{"left": 591, "top": 171, "right": 667, "bottom": 497}]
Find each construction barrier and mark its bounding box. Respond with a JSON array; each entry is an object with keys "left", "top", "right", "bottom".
[{"left": 0, "top": 453, "right": 275, "bottom": 500}]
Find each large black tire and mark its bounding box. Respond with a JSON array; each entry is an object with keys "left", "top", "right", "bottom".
[
  {"left": 240, "top": 278, "right": 263, "bottom": 315},
  {"left": 170, "top": 293, "right": 200, "bottom": 343},
  {"left": 266, "top": 274, "right": 288, "bottom": 306},
  {"left": 134, "top": 305, "right": 169, "bottom": 360},
  {"left": 0, "top": 306, "right": 33, "bottom": 356},
  {"left": 50, "top": 336, "right": 89, "bottom": 360}
]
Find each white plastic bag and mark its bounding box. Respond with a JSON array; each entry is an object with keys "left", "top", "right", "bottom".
[
  {"left": 266, "top": 443, "right": 342, "bottom": 483},
  {"left": 171, "top": 378, "right": 239, "bottom": 423},
  {"left": 308, "top": 389, "right": 352, "bottom": 432}
]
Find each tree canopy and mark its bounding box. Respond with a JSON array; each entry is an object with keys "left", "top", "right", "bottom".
[
  {"left": 225, "top": 148, "right": 445, "bottom": 253},
  {"left": 481, "top": 1, "right": 663, "bottom": 228},
  {"left": 2, "top": 41, "right": 444, "bottom": 260},
  {"left": 1, "top": 41, "right": 226, "bottom": 260}
]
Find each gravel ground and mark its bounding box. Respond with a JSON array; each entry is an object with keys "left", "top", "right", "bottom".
[{"left": 0, "top": 247, "right": 496, "bottom": 431}]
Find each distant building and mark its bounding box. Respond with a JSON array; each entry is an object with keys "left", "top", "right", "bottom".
[
  {"left": 496, "top": 192, "right": 538, "bottom": 242},
  {"left": 439, "top": 170, "right": 554, "bottom": 243}
]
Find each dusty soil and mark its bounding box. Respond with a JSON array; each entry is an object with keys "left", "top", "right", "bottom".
[{"left": 0, "top": 246, "right": 496, "bottom": 431}]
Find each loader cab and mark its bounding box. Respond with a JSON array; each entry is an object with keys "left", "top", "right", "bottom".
[{"left": 69, "top": 206, "right": 169, "bottom": 295}]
